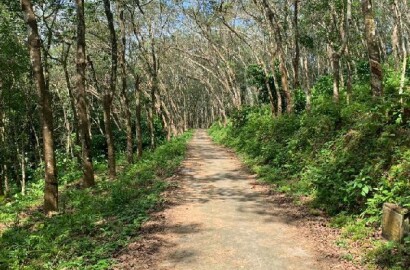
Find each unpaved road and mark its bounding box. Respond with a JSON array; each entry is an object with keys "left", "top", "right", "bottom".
[{"left": 116, "top": 130, "right": 340, "bottom": 270}]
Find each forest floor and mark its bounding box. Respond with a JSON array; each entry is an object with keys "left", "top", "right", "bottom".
[{"left": 114, "top": 130, "right": 363, "bottom": 270}]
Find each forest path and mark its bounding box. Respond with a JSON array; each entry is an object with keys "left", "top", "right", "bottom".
[{"left": 115, "top": 130, "right": 337, "bottom": 270}]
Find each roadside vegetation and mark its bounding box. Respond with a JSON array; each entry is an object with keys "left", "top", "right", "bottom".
[
  {"left": 0, "top": 132, "right": 191, "bottom": 269},
  {"left": 209, "top": 68, "right": 410, "bottom": 269}
]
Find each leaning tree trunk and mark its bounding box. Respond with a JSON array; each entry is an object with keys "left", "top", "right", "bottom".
[
  {"left": 75, "top": 0, "right": 95, "bottom": 187},
  {"left": 362, "top": 0, "right": 383, "bottom": 98},
  {"left": 103, "top": 0, "right": 117, "bottom": 178},
  {"left": 21, "top": 0, "right": 58, "bottom": 213}
]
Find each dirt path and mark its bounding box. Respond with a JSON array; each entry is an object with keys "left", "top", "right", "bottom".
[{"left": 115, "top": 130, "right": 347, "bottom": 269}]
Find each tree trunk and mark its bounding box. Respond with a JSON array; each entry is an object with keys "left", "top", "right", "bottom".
[
  {"left": 264, "top": 76, "right": 276, "bottom": 117},
  {"left": 135, "top": 78, "right": 143, "bottom": 159},
  {"left": 119, "top": 9, "right": 133, "bottom": 164},
  {"left": 279, "top": 57, "right": 292, "bottom": 113},
  {"left": 304, "top": 56, "right": 312, "bottom": 112},
  {"left": 20, "top": 146, "right": 26, "bottom": 196},
  {"left": 399, "top": 37, "right": 408, "bottom": 106},
  {"left": 147, "top": 106, "right": 155, "bottom": 149},
  {"left": 103, "top": 96, "right": 116, "bottom": 178},
  {"left": 103, "top": 0, "right": 117, "bottom": 178},
  {"left": 391, "top": 0, "right": 403, "bottom": 68},
  {"left": 150, "top": 75, "right": 158, "bottom": 149},
  {"left": 183, "top": 94, "right": 188, "bottom": 131},
  {"left": 331, "top": 52, "right": 341, "bottom": 103},
  {"left": 346, "top": 60, "right": 353, "bottom": 104},
  {"left": 21, "top": 0, "right": 58, "bottom": 213},
  {"left": 293, "top": 0, "right": 300, "bottom": 89},
  {"left": 273, "top": 74, "right": 282, "bottom": 116},
  {"left": 75, "top": 0, "right": 95, "bottom": 187},
  {"left": 3, "top": 165, "right": 9, "bottom": 197},
  {"left": 362, "top": 0, "right": 383, "bottom": 98},
  {"left": 0, "top": 104, "right": 4, "bottom": 196},
  {"left": 62, "top": 105, "right": 72, "bottom": 155},
  {"left": 0, "top": 166, "right": 3, "bottom": 196}
]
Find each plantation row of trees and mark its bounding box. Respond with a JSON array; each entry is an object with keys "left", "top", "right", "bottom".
[{"left": 1, "top": 0, "right": 409, "bottom": 213}]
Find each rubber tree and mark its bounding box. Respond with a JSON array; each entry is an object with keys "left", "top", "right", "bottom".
[
  {"left": 75, "top": 0, "right": 95, "bottom": 187},
  {"left": 118, "top": 7, "right": 134, "bottom": 164},
  {"left": 362, "top": 0, "right": 383, "bottom": 98},
  {"left": 103, "top": 0, "right": 118, "bottom": 178},
  {"left": 21, "top": 0, "right": 58, "bottom": 213}
]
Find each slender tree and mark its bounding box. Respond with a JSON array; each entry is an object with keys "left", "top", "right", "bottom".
[
  {"left": 362, "top": 0, "right": 383, "bottom": 98},
  {"left": 119, "top": 8, "right": 133, "bottom": 164},
  {"left": 103, "top": 0, "right": 118, "bottom": 178},
  {"left": 21, "top": 0, "right": 58, "bottom": 213},
  {"left": 75, "top": 0, "right": 95, "bottom": 187},
  {"left": 293, "top": 0, "right": 300, "bottom": 89}
]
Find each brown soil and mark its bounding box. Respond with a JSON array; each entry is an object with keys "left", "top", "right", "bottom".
[{"left": 114, "top": 130, "right": 364, "bottom": 270}]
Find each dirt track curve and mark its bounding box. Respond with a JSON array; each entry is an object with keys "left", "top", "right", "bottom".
[{"left": 115, "top": 130, "right": 340, "bottom": 270}]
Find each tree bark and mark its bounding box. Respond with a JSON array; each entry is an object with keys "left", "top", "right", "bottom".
[
  {"left": 103, "top": 0, "right": 117, "bottom": 178},
  {"left": 103, "top": 96, "right": 116, "bottom": 178},
  {"left": 0, "top": 166, "right": 3, "bottom": 196},
  {"left": 0, "top": 103, "right": 4, "bottom": 196},
  {"left": 183, "top": 94, "right": 188, "bottom": 130},
  {"left": 75, "top": 0, "right": 95, "bottom": 187},
  {"left": 331, "top": 52, "right": 340, "bottom": 103},
  {"left": 304, "top": 56, "right": 312, "bottom": 112},
  {"left": 346, "top": 59, "right": 353, "bottom": 104},
  {"left": 399, "top": 37, "right": 407, "bottom": 106},
  {"left": 21, "top": 0, "right": 58, "bottom": 213},
  {"left": 147, "top": 105, "right": 155, "bottom": 149},
  {"left": 3, "top": 165, "right": 8, "bottom": 197},
  {"left": 119, "top": 8, "right": 133, "bottom": 164},
  {"left": 135, "top": 77, "right": 143, "bottom": 159},
  {"left": 20, "top": 145, "right": 26, "bottom": 196},
  {"left": 362, "top": 0, "right": 383, "bottom": 98},
  {"left": 293, "top": 0, "right": 300, "bottom": 89}
]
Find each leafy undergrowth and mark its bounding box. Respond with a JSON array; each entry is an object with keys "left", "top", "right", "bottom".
[
  {"left": 209, "top": 99, "right": 410, "bottom": 269},
  {"left": 0, "top": 131, "right": 192, "bottom": 269},
  {"left": 0, "top": 155, "right": 109, "bottom": 225}
]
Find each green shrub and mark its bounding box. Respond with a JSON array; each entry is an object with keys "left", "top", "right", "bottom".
[{"left": 209, "top": 91, "right": 410, "bottom": 216}]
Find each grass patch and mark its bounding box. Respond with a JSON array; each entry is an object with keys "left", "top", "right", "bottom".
[{"left": 365, "top": 237, "right": 410, "bottom": 270}]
